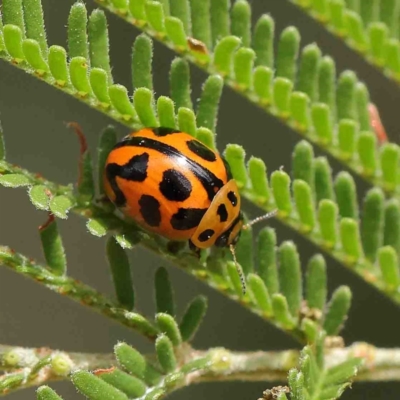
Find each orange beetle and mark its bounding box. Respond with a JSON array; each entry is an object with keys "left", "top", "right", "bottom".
[{"left": 104, "top": 127, "right": 275, "bottom": 293}]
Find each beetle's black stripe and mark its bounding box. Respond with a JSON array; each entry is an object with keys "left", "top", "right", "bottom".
[{"left": 113, "top": 137, "right": 224, "bottom": 200}]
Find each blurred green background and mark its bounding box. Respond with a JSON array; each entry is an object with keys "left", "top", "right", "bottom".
[{"left": 1, "top": 0, "right": 400, "bottom": 398}]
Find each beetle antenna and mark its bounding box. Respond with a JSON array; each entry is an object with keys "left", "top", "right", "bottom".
[
  {"left": 229, "top": 244, "right": 246, "bottom": 295},
  {"left": 243, "top": 209, "right": 278, "bottom": 230}
]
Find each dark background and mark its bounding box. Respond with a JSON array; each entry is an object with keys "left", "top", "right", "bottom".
[{"left": 0, "top": 0, "right": 399, "bottom": 398}]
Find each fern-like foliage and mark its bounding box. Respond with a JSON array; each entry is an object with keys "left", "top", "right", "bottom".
[
  {"left": 292, "top": 0, "right": 400, "bottom": 85},
  {"left": 94, "top": 0, "right": 400, "bottom": 199},
  {"left": 261, "top": 333, "right": 362, "bottom": 400}
]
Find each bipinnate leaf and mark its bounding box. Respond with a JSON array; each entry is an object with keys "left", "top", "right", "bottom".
[
  {"left": 278, "top": 241, "right": 302, "bottom": 317},
  {"left": 292, "top": 140, "right": 314, "bottom": 186},
  {"left": 0, "top": 174, "right": 31, "bottom": 187},
  {"left": 132, "top": 33, "right": 153, "bottom": 90},
  {"left": 247, "top": 273, "right": 272, "bottom": 316},
  {"left": 106, "top": 237, "right": 134, "bottom": 310},
  {"left": 29, "top": 185, "right": 50, "bottom": 210},
  {"left": 39, "top": 214, "right": 67, "bottom": 276},
  {"left": 155, "top": 267, "right": 175, "bottom": 316},
  {"left": 257, "top": 227, "right": 279, "bottom": 294},
  {"left": 378, "top": 246, "right": 400, "bottom": 292},
  {"left": 179, "top": 295, "right": 208, "bottom": 342},
  {"left": 272, "top": 294, "right": 297, "bottom": 329}
]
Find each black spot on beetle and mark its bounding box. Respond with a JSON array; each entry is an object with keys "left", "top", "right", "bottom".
[
  {"left": 105, "top": 153, "right": 149, "bottom": 207},
  {"left": 170, "top": 208, "right": 207, "bottom": 230},
  {"left": 217, "top": 203, "right": 228, "bottom": 222},
  {"left": 139, "top": 195, "right": 161, "bottom": 227},
  {"left": 159, "top": 169, "right": 192, "bottom": 201},
  {"left": 187, "top": 140, "right": 217, "bottom": 162},
  {"left": 198, "top": 229, "right": 215, "bottom": 242},
  {"left": 227, "top": 191, "right": 238, "bottom": 206},
  {"left": 152, "top": 127, "right": 180, "bottom": 136}
]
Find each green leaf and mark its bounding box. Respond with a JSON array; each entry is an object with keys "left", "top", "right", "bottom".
[
  {"left": 294, "top": 180, "right": 316, "bottom": 231},
  {"left": 271, "top": 170, "right": 292, "bottom": 216},
  {"left": 378, "top": 246, "right": 400, "bottom": 292},
  {"left": 233, "top": 47, "right": 255, "bottom": 91},
  {"left": 3, "top": 25, "right": 25, "bottom": 62},
  {"left": 253, "top": 66, "right": 273, "bottom": 105},
  {"left": 132, "top": 34, "right": 153, "bottom": 90},
  {"left": 156, "top": 313, "right": 182, "bottom": 346},
  {"left": 196, "top": 127, "right": 215, "bottom": 149},
  {"left": 115, "top": 341, "right": 161, "bottom": 385},
  {"left": 88, "top": 9, "right": 111, "bottom": 82},
  {"left": 98, "top": 125, "right": 117, "bottom": 195},
  {"left": 314, "top": 157, "right": 334, "bottom": 203},
  {"left": 224, "top": 144, "right": 248, "bottom": 189},
  {"left": 210, "top": 0, "right": 230, "bottom": 46},
  {"left": 340, "top": 218, "right": 363, "bottom": 262},
  {"left": 155, "top": 267, "right": 175, "bottom": 316},
  {"left": 306, "top": 254, "right": 327, "bottom": 310},
  {"left": 170, "top": 58, "right": 192, "bottom": 110},
  {"left": 179, "top": 295, "right": 207, "bottom": 341},
  {"left": 296, "top": 43, "right": 321, "bottom": 101},
  {"left": 355, "top": 83, "right": 370, "bottom": 131},
  {"left": 380, "top": 143, "right": 400, "bottom": 191},
  {"left": 337, "top": 70, "right": 357, "bottom": 120},
  {"left": 49, "top": 195, "right": 73, "bottom": 219},
  {"left": 72, "top": 370, "right": 128, "bottom": 400},
  {"left": 276, "top": 26, "right": 300, "bottom": 81},
  {"left": 338, "top": 119, "right": 357, "bottom": 159},
  {"left": 36, "top": 386, "right": 63, "bottom": 400},
  {"left": 323, "top": 285, "right": 352, "bottom": 335},
  {"left": 272, "top": 294, "right": 297, "bottom": 329},
  {"left": 90, "top": 67, "right": 110, "bottom": 104},
  {"left": 109, "top": 84, "right": 137, "bottom": 120},
  {"left": 165, "top": 17, "right": 188, "bottom": 50},
  {"left": 247, "top": 273, "right": 272, "bottom": 315},
  {"left": 324, "top": 358, "right": 362, "bottom": 386},
  {"left": 98, "top": 368, "right": 146, "bottom": 398},
  {"left": 345, "top": 9, "right": 368, "bottom": 51},
  {"left": 290, "top": 92, "right": 310, "bottom": 131},
  {"left": 134, "top": 88, "right": 158, "bottom": 126},
  {"left": 384, "top": 199, "right": 400, "bottom": 252},
  {"left": 23, "top": 39, "right": 49, "bottom": 74},
  {"left": 29, "top": 185, "right": 50, "bottom": 210},
  {"left": 213, "top": 36, "right": 241, "bottom": 77},
  {"left": 157, "top": 96, "right": 176, "bottom": 128},
  {"left": 318, "top": 199, "right": 338, "bottom": 248},
  {"left": 156, "top": 334, "right": 177, "bottom": 373},
  {"left": 334, "top": 171, "right": 358, "bottom": 218},
  {"left": 78, "top": 150, "right": 95, "bottom": 203},
  {"left": 196, "top": 75, "right": 222, "bottom": 131},
  {"left": 69, "top": 56, "right": 92, "bottom": 96},
  {"left": 292, "top": 140, "right": 314, "bottom": 187},
  {"left": 278, "top": 241, "right": 302, "bottom": 317},
  {"left": 253, "top": 14, "right": 274, "bottom": 68},
  {"left": 0, "top": 122, "right": 5, "bottom": 160},
  {"left": 0, "top": 174, "right": 31, "bottom": 187},
  {"left": 107, "top": 237, "right": 134, "bottom": 310},
  {"left": 40, "top": 215, "right": 67, "bottom": 276},
  {"left": 48, "top": 45, "right": 70, "bottom": 86},
  {"left": 311, "top": 103, "right": 333, "bottom": 144},
  {"left": 3, "top": 0, "right": 25, "bottom": 32},
  {"left": 318, "top": 56, "right": 336, "bottom": 115},
  {"left": 178, "top": 107, "right": 197, "bottom": 136},
  {"left": 145, "top": 1, "right": 166, "bottom": 33},
  {"left": 257, "top": 227, "right": 279, "bottom": 294},
  {"left": 86, "top": 218, "right": 107, "bottom": 237},
  {"left": 190, "top": 0, "right": 211, "bottom": 49},
  {"left": 68, "top": 2, "right": 89, "bottom": 60},
  {"left": 231, "top": 0, "right": 251, "bottom": 48},
  {"left": 227, "top": 261, "right": 245, "bottom": 296},
  {"left": 248, "top": 157, "right": 270, "bottom": 203},
  {"left": 273, "top": 77, "right": 293, "bottom": 118},
  {"left": 357, "top": 131, "right": 377, "bottom": 176},
  {"left": 361, "top": 188, "right": 384, "bottom": 262},
  {"left": 169, "top": 0, "right": 191, "bottom": 35}
]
